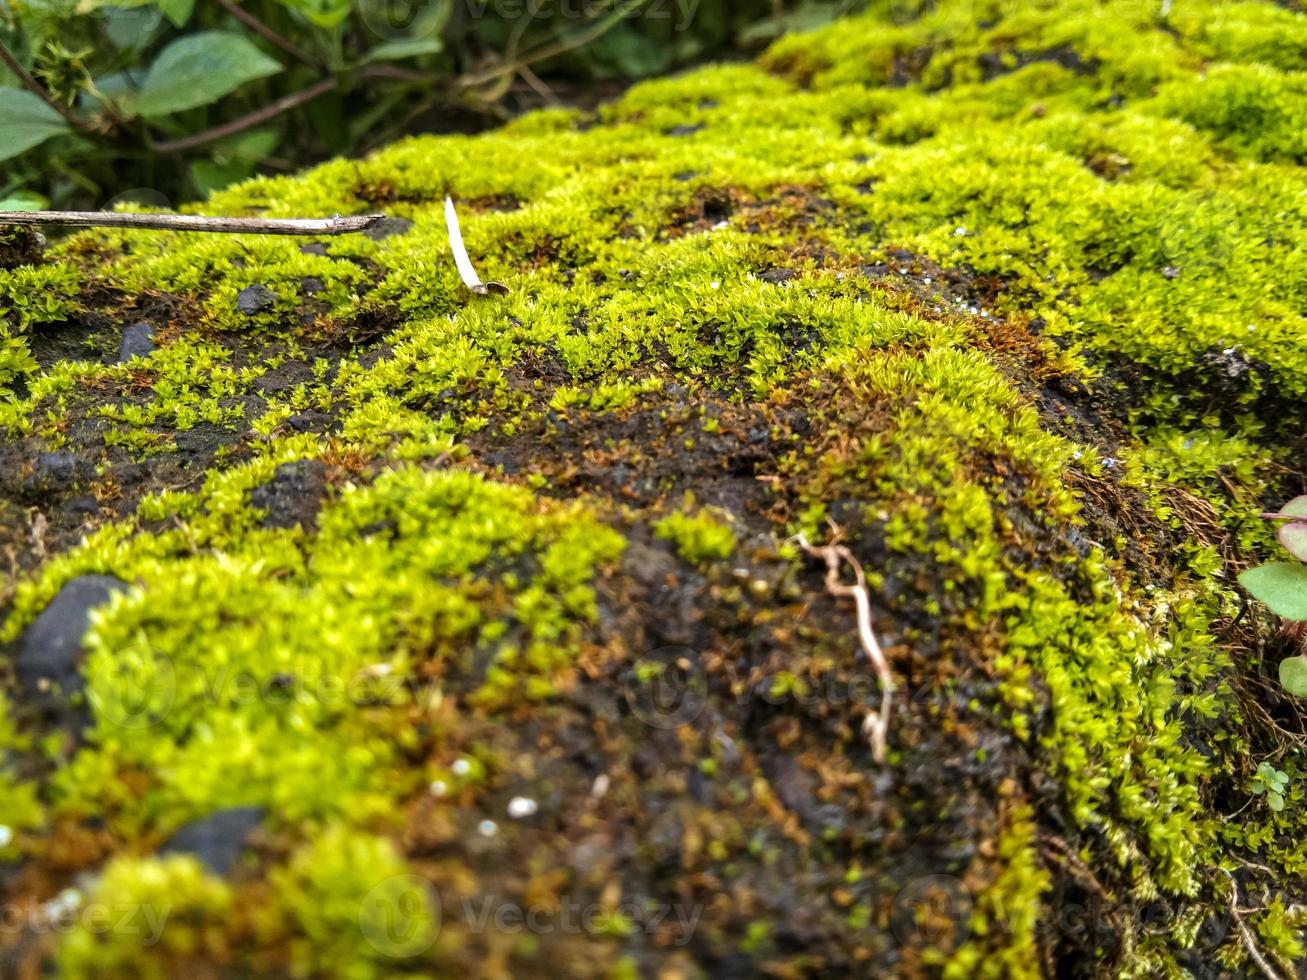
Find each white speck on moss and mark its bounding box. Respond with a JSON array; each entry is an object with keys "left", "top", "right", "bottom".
[
  {"left": 0, "top": 826, "right": 11, "bottom": 848},
  {"left": 429, "top": 780, "right": 448, "bottom": 797},
  {"left": 478, "top": 819, "right": 498, "bottom": 837},
  {"left": 452, "top": 758, "right": 472, "bottom": 776},
  {"left": 507, "top": 797, "right": 538, "bottom": 819}
]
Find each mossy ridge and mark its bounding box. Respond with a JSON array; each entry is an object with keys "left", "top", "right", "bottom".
[{"left": 0, "top": 0, "right": 1303, "bottom": 975}]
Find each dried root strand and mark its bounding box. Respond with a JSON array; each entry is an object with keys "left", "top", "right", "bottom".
[
  {"left": 1221, "top": 869, "right": 1289, "bottom": 980},
  {"left": 795, "top": 528, "right": 896, "bottom": 763}
]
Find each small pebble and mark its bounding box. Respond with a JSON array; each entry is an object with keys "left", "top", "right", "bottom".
[
  {"left": 477, "top": 819, "right": 498, "bottom": 837},
  {"left": 363, "top": 216, "right": 414, "bottom": 241},
  {"left": 507, "top": 796, "right": 538, "bottom": 819},
  {"left": 452, "top": 758, "right": 472, "bottom": 776},
  {"left": 236, "top": 284, "right": 277, "bottom": 315},
  {"left": 429, "top": 780, "right": 448, "bottom": 797},
  {"left": 118, "top": 321, "right": 156, "bottom": 363},
  {"left": 591, "top": 774, "right": 610, "bottom": 799}
]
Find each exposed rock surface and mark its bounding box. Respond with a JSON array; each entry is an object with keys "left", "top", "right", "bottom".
[{"left": 1, "top": 1, "right": 1306, "bottom": 977}]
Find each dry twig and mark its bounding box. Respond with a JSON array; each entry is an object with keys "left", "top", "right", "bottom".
[
  {"left": 795, "top": 525, "right": 895, "bottom": 762},
  {"left": 1220, "top": 868, "right": 1289, "bottom": 980},
  {"left": 213, "top": 0, "right": 318, "bottom": 67},
  {"left": 0, "top": 210, "right": 384, "bottom": 236},
  {"left": 27, "top": 509, "right": 47, "bottom": 561}
]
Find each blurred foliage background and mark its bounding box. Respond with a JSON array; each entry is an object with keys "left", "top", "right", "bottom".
[{"left": 0, "top": 0, "right": 864, "bottom": 211}]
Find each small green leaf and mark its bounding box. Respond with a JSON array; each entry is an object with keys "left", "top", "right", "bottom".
[
  {"left": 1279, "top": 655, "right": 1307, "bottom": 697},
  {"left": 275, "top": 0, "right": 352, "bottom": 29},
  {"left": 1239, "top": 562, "right": 1307, "bottom": 621},
  {"left": 0, "top": 89, "right": 73, "bottom": 162},
  {"left": 1275, "top": 495, "right": 1307, "bottom": 562},
  {"left": 1250, "top": 782, "right": 1266, "bottom": 795},
  {"left": 156, "top": 0, "right": 195, "bottom": 27},
  {"left": 364, "top": 38, "right": 444, "bottom": 63},
  {"left": 1268, "top": 792, "right": 1285, "bottom": 812},
  {"left": 135, "top": 32, "right": 282, "bottom": 118}
]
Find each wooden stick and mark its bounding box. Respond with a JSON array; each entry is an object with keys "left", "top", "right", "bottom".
[{"left": 0, "top": 211, "right": 386, "bottom": 236}]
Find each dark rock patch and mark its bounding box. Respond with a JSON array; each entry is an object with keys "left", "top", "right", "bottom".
[
  {"left": 363, "top": 217, "right": 414, "bottom": 241},
  {"left": 758, "top": 268, "right": 798, "bottom": 285},
  {"left": 118, "top": 322, "right": 156, "bottom": 362},
  {"left": 250, "top": 459, "right": 329, "bottom": 530},
  {"left": 16, "top": 575, "right": 130, "bottom": 704},
  {"left": 159, "top": 806, "right": 264, "bottom": 875},
  {"left": 0, "top": 226, "right": 45, "bottom": 270},
  {"left": 32, "top": 451, "right": 92, "bottom": 491},
  {"left": 284, "top": 410, "right": 336, "bottom": 434},
  {"left": 1200, "top": 346, "right": 1269, "bottom": 401},
  {"left": 236, "top": 284, "right": 277, "bottom": 315}
]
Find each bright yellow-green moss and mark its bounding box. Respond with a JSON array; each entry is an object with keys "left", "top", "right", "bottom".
[
  {"left": 58, "top": 855, "right": 233, "bottom": 980},
  {"left": 4, "top": 463, "right": 623, "bottom": 836},
  {"left": 2, "top": 0, "right": 1305, "bottom": 975},
  {"left": 257, "top": 825, "right": 438, "bottom": 980},
  {"left": 654, "top": 506, "right": 738, "bottom": 565}
]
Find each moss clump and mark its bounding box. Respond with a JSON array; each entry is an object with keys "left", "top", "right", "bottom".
[
  {"left": 654, "top": 505, "right": 738, "bottom": 565},
  {"left": 258, "top": 824, "right": 438, "bottom": 980},
  {"left": 57, "top": 855, "right": 232, "bottom": 980},
  {"left": 1, "top": 1, "right": 1305, "bottom": 976}
]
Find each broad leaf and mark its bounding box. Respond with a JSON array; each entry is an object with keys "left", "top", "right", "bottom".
[
  {"left": 1280, "top": 656, "right": 1307, "bottom": 698},
  {"left": 1240, "top": 562, "right": 1307, "bottom": 621},
  {"left": 103, "top": 5, "right": 164, "bottom": 51},
  {"left": 134, "top": 32, "right": 281, "bottom": 118},
  {"left": 0, "top": 89, "right": 72, "bottom": 162},
  {"left": 1276, "top": 495, "right": 1307, "bottom": 561}
]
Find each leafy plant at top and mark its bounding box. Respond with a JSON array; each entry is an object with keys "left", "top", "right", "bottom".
[
  {"left": 0, "top": 0, "right": 860, "bottom": 210},
  {"left": 1249, "top": 761, "right": 1290, "bottom": 812},
  {"left": 1240, "top": 495, "right": 1307, "bottom": 696}
]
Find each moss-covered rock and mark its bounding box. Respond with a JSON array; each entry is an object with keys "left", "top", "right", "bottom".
[{"left": 2, "top": 1, "right": 1306, "bottom": 975}]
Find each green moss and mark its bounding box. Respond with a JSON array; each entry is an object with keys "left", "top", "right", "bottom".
[
  {"left": 58, "top": 855, "right": 233, "bottom": 980},
  {"left": 654, "top": 505, "right": 738, "bottom": 565},
  {"left": 258, "top": 824, "right": 436, "bottom": 980},
  {"left": 5, "top": 463, "right": 623, "bottom": 836},
  {"left": 1, "top": 0, "right": 1305, "bottom": 973}
]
